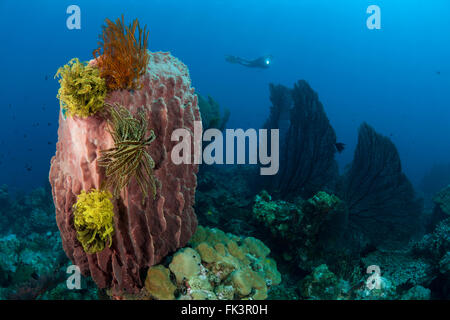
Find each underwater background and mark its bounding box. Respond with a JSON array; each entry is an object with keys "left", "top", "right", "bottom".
[{"left": 0, "top": 0, "right": 449, "bottom": 300}]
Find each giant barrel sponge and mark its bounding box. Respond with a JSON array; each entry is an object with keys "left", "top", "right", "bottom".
[{"left": 49, "top": 50, "right": 200, "bottom": 294}]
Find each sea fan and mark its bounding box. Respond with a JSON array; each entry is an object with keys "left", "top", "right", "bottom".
[
  {"left": 99, "top": 103, "right": 157, "bottom": 200},
  {"left": 93, "top": 15, "right": 149, "bottom": 91}
]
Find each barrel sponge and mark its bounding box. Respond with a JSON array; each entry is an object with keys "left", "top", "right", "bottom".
[
  {"left": 72, "top": 189, "right": 114, "bottom": 254},
  {"left": 55, "top": 58, "right": 107, "bottom": 118}
]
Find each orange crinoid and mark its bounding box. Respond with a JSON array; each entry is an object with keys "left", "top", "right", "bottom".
[{"left": 93, "top": 15, "right": 149, "bottom": 91}]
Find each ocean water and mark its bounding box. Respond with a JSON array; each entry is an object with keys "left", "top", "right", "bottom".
[{"left": 0, "top": 0, "right": 449, "bottom": 301}]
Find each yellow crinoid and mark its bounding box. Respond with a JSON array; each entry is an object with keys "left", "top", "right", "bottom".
[
  {"left": 73, "top": 189, "right": 114, "bottom": 254},
  {"left": 55, "top": 58, "right": 107, "bottom": 118}
]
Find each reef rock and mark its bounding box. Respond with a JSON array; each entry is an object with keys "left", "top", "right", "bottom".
[{"left": 49, "top": 52, "right": 200, "bottom": 294}]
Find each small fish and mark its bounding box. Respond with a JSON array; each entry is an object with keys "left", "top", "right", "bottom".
[
  {"left": 48, "top": 122, "right": 51, "bottom": 126},
  {"left": 335, "top": 142, "right": 345, "bottom": 153},
  {"left": 436, "top": 71, "right": 441, "bottom": 75}
]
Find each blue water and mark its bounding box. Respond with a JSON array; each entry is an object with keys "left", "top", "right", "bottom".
[{"left": 0, "top": 0, "right": 449, "bottom": 191}]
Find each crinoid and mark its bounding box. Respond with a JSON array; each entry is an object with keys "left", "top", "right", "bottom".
[
  {"left": 73, "top": 189, "right": 114, "bottom": 254},
  {"left": 98, "top": 103, "right": 157, "bottom": 200},
  {"left": 93, "top": 15, "right": 149, "bottom": 91},
  {"left": 55, "top": 58, "right": 107, "bottom": 118}
]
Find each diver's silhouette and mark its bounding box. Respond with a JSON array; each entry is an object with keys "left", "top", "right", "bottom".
[{"left": 225, "top": 54, "right": 273, "bottom": 69}]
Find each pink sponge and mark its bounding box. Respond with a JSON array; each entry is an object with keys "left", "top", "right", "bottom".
[{"left": 49, "top": 51, "right": 200, "bottom": 294}]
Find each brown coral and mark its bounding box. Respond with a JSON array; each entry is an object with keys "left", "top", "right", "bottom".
[{"left": 93, "top": 15, "right": 149, "bottom": 91}]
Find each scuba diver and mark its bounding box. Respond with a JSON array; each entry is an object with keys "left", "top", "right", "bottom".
[{"left": 225, "top": 54, "right": 273, "bottom": 69}]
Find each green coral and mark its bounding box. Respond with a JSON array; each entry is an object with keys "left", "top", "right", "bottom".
[
  {"left": 300, "top": 264, "right": 349, "bottom": 300},
  {"left": 252, "top": 190, "right": 303, "bottom": 239},
  {"left": 55, "top": 58, "right": 107, "bottom": 118},
  {"left": 73, "top": 189, "right": 114, "bottom": 254},
  {"left": 305, "top": 191, "right": 340, "bottom": 214}
]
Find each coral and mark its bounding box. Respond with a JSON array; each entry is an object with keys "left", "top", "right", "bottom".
[
  {"left": 141, "top": 226, "right": 281, "bottom": 300},
  {"left": 433, "top": 185, "right": 450, "bottom": 216},
  {"left": 55, "top": 58, "right": 107, "bottom": 118},
  {"left": 340, "top": 123, "right": 423, "bottom": 247},
  {"left": 299, "top": 264, "right": 349, "bottom": 300},
  {"left": 400, "top": 285, "right": 431, "bottom": 300},
  {"left": 252, "top": 190, "right": 303, "bottom": 240},
  {"left": 197, "top": 94, "right": 230, "bottom": 131},
  {"left": 49, "top": 51, "right": 200, "bottom": 294},
  {"left": 72, "top": 189, "right": 114, "bottom": 254},
  {"left": 195, "top": 166, "right": 256, "bottom": 234},
  {"left": 304, "top": 191, "right": 340, "bottom": 214},
  {"left": 0, "top": 185, "right": 56, "bottom": 237},
  {"left": 252, "top": 190, "right": 350, "bottom": 273},
  {"left": 413, "top": 213, "right": 450, "bottom": 298},
  {"left": 98, "top": 103, "right": 157, "bottom": 200},
  {"left": 93, "top": 15, "right": 149, "bottom": 91},
  {"left": 354, "top": 276, "right": 397, "bottom": 300},
  {"left": 362, "top": 249, "right": 434, "bottom": 289},
  {"left": 413, "top": 218, "right": 450, "bottom": 262},
  {"left": 0, "top": 188, "right": 98, "bottom": 300},
  {"left": 262, "top": 80, "right": 338, "bottom": 198},
  {"left": 144, "top": 265, "right": 176, "bottom": 300},
  {"left": 169, "top": 248, "right": 202, "bottom": 284},
  {"left": 439, "top": 252, "right": 450, "bottom": 276}
]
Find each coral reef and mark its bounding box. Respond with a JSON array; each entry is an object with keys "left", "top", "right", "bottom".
[
  {"left": 141, "top": 226, "right": 281, "bottom": 300},
  {"left": 195, "top": 165, "right": 258, "bottom": 234},
  {"left": 98, "top": 103, "right": 157, "bottom": 199},
  {"left": 252, "top": 190, "right": 351, "bottom": 273},
  {"left": 299, "top": 264, "right": 349, "bottom": 300},
  {"left": 432, "top": 185, "right": 450, "bottom": 218},
  {"left": 262, "top": 80, "right": 338, "bottom": 198},
  {"left": 197, "top": 94, "right": 230, "bottom": 131},
  {"left": 55, "top": 58, "right": 107, "bottom": 118},
  {"left": 0, "top": 185, "right": 56, "bottom": 237},
  {"left": 412, "top": 188, "right": 450, "bottom": 298},
  {"left": 0, "top": 186, "right": 98, "bottom": 300},
  {"left": 93, "top": 15, "right": 149, "bottom": 91},
  {"left": 362, "top": 249, "right": 434, "bottom": 290},
  {"left": 340, "top": 123, "right": 423, "bottom": 247},
  {"left": 49, "top": 51, "right": 200, "bottom": 294},
  {"left": 72, "top": 189, "right": 115, "bottom": 254},
  {"left": 144, "top": 265, "right": 176, "bottom": 300}
]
